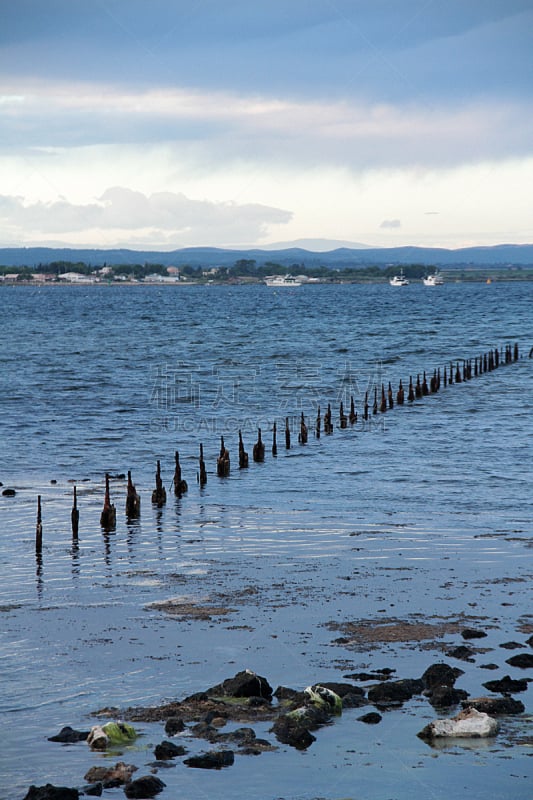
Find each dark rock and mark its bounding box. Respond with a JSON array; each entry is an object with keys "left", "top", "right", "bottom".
[
  {"left": 367, "top": 678, "right": 423, "bottom": 707},
  {"left": 426, "top": 685, "right": 469, "bottom": 709},
  {"left": 154, "top": 740, "right": 187, "bottom": 760},
  {"left": 84, "top": 763, "right": 137, "bottom": 786},
  {"left": 274, "top": 686, "right": 304, "bottom": 702},
  {"left": 499, "top": 641, "right": 525, "bottom": 650},
  {"left": 216, "top": 727, "right": 257, "bottom": 746},
  {"left": 2, "top": 488, "right": 16, "bottom": 497},
  {"left": 23, "top": 786, "right": 79, "bottom": 800},
  {"left": 526, "top": 634, "right": 533, "bottom": 648},
  {"left": 479, "top": 663, "right": 500, "bottom": 670},
  {"left": 271, "top": 715, "right": 316, "bottom": 750},
  {"left": 462, "top": 696, "right": 525, "bottom": 715},
  {"left": 483, "top": 675, "right": 529, "bottom": 694},
  {"left": 164, "top": 716, "right": 185, "bottom": 736},
  {"left": 340, "top": 692, "right": 367, "bottom": 709},
  {"left": 48, "top": 726, "right": 89, "bottom": 743},
  {"left": 357, "top": 712, "right": 382, "bottom": 724},
  {"left": 421, "top": 663, "right": 463, "bottom": 689},
  {"left": 506, "top": 653, "right": 533, "bottom": 669},
  {"left": 344, "top": 669, "right": 395, "bottom": 681},
  {"left": 446, "top": 645, "right": 475, "bottom": 662},
  {"left": 80, "top": 785, "right": 102, "bottom": 797},
  {"left": 190, "top": 722, "right": 219, "bottom": 741},
  {"left": 184, "top": 750, "right": 235, "bottom": 769},
  {"left": 317, "top": 681, "right": 364, "bottom": 699},
  {"left": 461, "top": 628, "right": 487, "bottom": 640},
  {"left": 208, "top": 670, "right": 273, "bottom": 700},
  {"left": 123, "top": 776, "right": 166, "bottom": 798}
]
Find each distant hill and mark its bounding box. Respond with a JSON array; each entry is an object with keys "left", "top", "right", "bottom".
[{"left": 1, "top": 243, "right": 532, "bottom": 269}]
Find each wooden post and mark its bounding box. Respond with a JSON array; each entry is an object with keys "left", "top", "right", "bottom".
[
  {"left": 272, "top": 422, "right": 277, "bottom": 457},
  {"left": 387, "top": 381, "right": 394, "bottom": 409},
  {"left": 397, "top": 380, "right": 404, "bottom": 405},
  {"left": 71, "top": 486, "right": 79, "bottom": 537},
  {"left": 339, "top": 402, "right": 347, "bottom": 428},
  {"left": 299, "top": 412, "right": 308, "bottom": 443},
  {"left": 422, "top": 371, "right": 429, "bottom": 396},
  {"left": 151, "top": 459, "right": 167, "bottom": 506},
  {"left": 379, "top": 384, "right": 387, "bottom": 413},
  {"left": 36, "top": 495, "right": 42, "bottom": 551},
  {"left": 126, "top": 470, "right": 141, "bottom": 517},
  {"left": 100, "top": 473, "right": 116, "bottom": 530},
  {"left": 253, "top": 428, "right": 265, "bottom": 462},
  {"left": 198, "top": 444, "right": 207, "bottom": 487},
  {"left": 285, "top": 417, "right": 291, "bottom": 449},
  {"left": 408, "top": 377, "right": 414, "bottom": 401},
  {"left": 173, "top": 451, "right": 188, "bottom": 496},
  {"left": 316, "top": 406, "right": 321, "bottom": 438},
  {"left": 238, "top": 430, "right": 249, "bottom": 468},
  {"left": 324, "top": 403, "right": 333, "bottom": 433},
  {"left": 364, "top": 391, "right": 369, "bottom": 419},
  {"left": 217, "top": 436, "right": 230, "bottom": 476},
  {"left": 415, "top": 375, "right": 422, "bottom": 398}
]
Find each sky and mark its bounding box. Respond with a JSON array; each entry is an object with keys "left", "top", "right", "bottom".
[{"left": 1, "top": 0, "right": 532, "bottom": 250}]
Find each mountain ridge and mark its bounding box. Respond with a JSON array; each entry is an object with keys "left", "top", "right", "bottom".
[{"left": 1, "top": 243, "right": 532, "bottom": 269}]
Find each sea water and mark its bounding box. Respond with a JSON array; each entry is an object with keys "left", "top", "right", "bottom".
[{"left": 0, "top": 281, "right": 532, "bottom": 799}]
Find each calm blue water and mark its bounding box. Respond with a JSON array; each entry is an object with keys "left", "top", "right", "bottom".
[{"left": 0, "top": 282, "right": 532, "bottom": 800}]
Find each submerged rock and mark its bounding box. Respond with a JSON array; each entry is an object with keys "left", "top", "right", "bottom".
[
  {"left": 84, "top": 763, "right": 137, "bottom": 786},
  {"left": 154, "top": 740, "right": 187, "bottom": 760},
  {"left": 462, "top": 696, "right": 525, "bottom": 715},
  {"left": 482, "top": 675, "right": 529, "bottom": 693},
  {"left": 22, "top": 786, "right": 78, "bottom": 800},
  {"left": 445, "top": 645, "right": 476, "bottom": 662},
  {"left": 461, "top": 628, "right": 488, "bottom": 640},
  {"left": 184, "top": 750, "right": 235, "bottom": 769},
  {"left": 164, "top": 716, "right": 185, "bottom": 736},
  {"left": 418, "top": 707, "right": 499, "bottom": 741},
  {"left": 48, "top": 726, "right": 89, "bottom": 743},
  {"left": 357, "top": 712, "right": 382, "bottom": 725},
  {"left": 506, "top": 653, "right": 533, "bottom": 669},
  {"left": 123, "top": 776, "right": 165, "bottom": 798},
  {"left": 425, "top": 685, "right": 469, "bottom": 709},
  {"left": 421, "top": 663, "right": 463, "bottom": 689},
  {"left": 368, "top": 678, "right": 423, "bottom": 707}
]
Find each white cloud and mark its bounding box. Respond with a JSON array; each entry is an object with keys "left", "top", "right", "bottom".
[{"left": 0, "top": 187, "right": 292, "bottom": 247}]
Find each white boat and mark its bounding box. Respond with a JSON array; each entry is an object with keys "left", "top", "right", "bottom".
[
  {"left": 264, "top": 274, "right": 302, "bottom": 287},
  {"left": 389, "top": 270, "right": 409, "bottom": 286},
  {"left": 423, "top": 270, "right": 444, "bottom": 286}
]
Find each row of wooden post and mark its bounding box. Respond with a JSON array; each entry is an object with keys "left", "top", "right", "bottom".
[{"left": 35, "top": 343, "right": 520, "bottom": 546}]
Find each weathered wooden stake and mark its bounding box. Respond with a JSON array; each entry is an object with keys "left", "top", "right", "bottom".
[
  {"left": 364, "top": 391, "right": 369, "bottom": 419},
  {"left": 339, "top": 403, "right": 347, "bottom": 429},
  {"left": 324, "top": 403, "right": 333, "bottom": 433},
  {"left": 173, "top": 451, "right": 188, "bottom": 497},
  {"left": 238, "top": 430, "right": 249, "bottom": 468},
  {"left": 100, "top": 473, "right": 116, "bottom": 530},
  {"left": 71, "top": 486, "right": 79, "bottom": 537},
  {"left": 315, "top": 406, "right": 321, "bottom": 438},
  {"left": 407, "top": 378, "right": 414, "bottom": 402},
  {"left": 379, "top": 384, "right": 387, "bottom": 413},
  {"left": 415, "top": 375, "right": 422, "bottom": 399},
  {"left": 253, "top": 428, "right": 265, "bottom": 462},
  {"left": 272, "top": 422, "right": 278, "bottom": 457},
  {"left": 36, "top": 495, "right": 43, "bottom": 551},
  {"left": 299, "top": 412, "right": 308, "bottom": 443},
  {"left": 397, "top": 379, "right": 404, "bottom": 405},
  {"left": 126, "top": 470, "right": 141, "bottom": 517},
  {"left": 422, "top": 371, "right": 429, "bottom": 396},
  {"left": 372, "top": 387, "right": 378, "bottom": 415},
  {"left": 151, "top": 459, "right": 167, "bottom": 506},
  {"left": 387, "top": 382, "right": 394, "bottom": 409},
  {"left": 217, "top": 436, "right": 230, "bottom": 477},
  {"left": 285, "top": 417, "right": 291, "bottom": 449},
  {"left": 198, "top": 444, "right": 207, "bottom": 487}
]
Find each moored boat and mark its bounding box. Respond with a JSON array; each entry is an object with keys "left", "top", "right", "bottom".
[
  {"left": 423, "top": 270, "right": 444, "bottom": 286},
  {"left": 389, "top": 270, "right": 409, "bottom": 286},
  {"left": 264, "top": 274, "right": 302, "bottom": 287}
]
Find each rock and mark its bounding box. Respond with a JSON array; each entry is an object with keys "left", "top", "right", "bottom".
[
  {"left": 84, "top": 762, "right": 137, "bottom": 785},
  {"left": 357, "top": 712, "right": 382, "bottom": 724},
  {"left": 316, "top": 681, "right": 364, "bottom": 699},
  {"left": 304, "top": 685, "right": 342, "bottom": 715},
  {"left": 154, "top": 740, "right": 187, "bottom": 760},
  {"left": 22, "top": 786, "right": 78, "bottom": 800},
  {"left": 80, "top": 785, "right": 102, "bottom": 797},
  {"left": 506, "top": 653, "right": 533, "bottom": 669},
  {"left": 461, "top": 628, "right": 487, "bottom": 640},
  {"left": 483, "top": 675, "right": 529, "bottom": 693},
  {"left": 2, "top": 488, "right": 16, "bottom": 497},
  {"left": 499, "top": 641, "right": 525, "bottom": 650},
  {"left": 421, "top": 663, "right": 463, "bottom": 689},
  {"left": 274, "top": 686, "right": 305, "bottom": 703},
  {"left": 87, "top": 722, "right": 137, "bottom": 750},
  {"left": 184, "top": 750, "right": 235, "bottom": 769},
  {"left": 526, "top": 634, "right": 533, "bottom": 648},
  {"left": 339, "top": 692, "right": 367, "bottom": 709},
  {"left": 216, "top": 726, "right": 257, "bottom": 746},
  {"left": 271, "top": 714, "right": 316, "bottom": 750},
  {"left": 207, "top": 669, "right": 273, "bottom": 700},
  {"left": 426, "top": 685, "right": 469, "bottom": 709},
  {"left": 445, "top": 645, "right": 475, "bottom": 662},
  {"left": 123, "top": 776, "right": 166, "bottom": 798},
  {"left": 164, "top": 716, "right": 185, "bottom": 736},
  {"left": 479, "top": 663, "right": 499, "bottom": 671},
  {"left": 368, "top": 678, "right": 423, "bottom": 707},
  {"left": 48, "top": 726, "right": 89, "bottom": 743},
  {"left": 463, "top": 696, "right": 525, "bottom": 715},
  {"left": 418, "top": 707, "right": 499, "bottom": 741}
]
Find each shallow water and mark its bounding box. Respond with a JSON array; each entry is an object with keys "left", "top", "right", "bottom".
[{"left": 0, "top": 282, "right": 532, "bottom": 799}]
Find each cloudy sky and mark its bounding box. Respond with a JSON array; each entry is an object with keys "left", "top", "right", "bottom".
[{"left": 1, "top": 0, "right": 532, "bottom": 250}]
